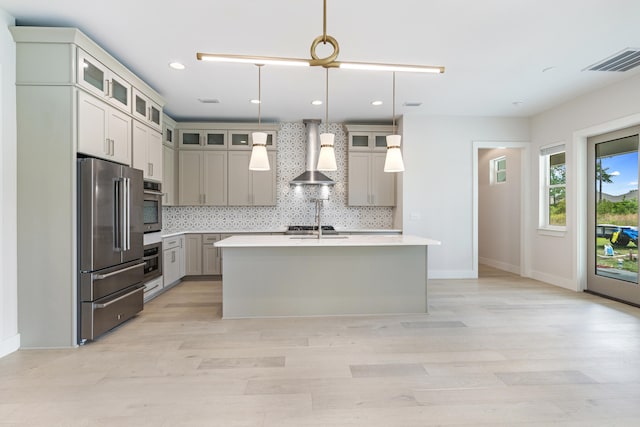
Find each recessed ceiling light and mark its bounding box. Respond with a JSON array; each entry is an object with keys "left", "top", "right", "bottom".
[
  {"left": 311, "top": 100, "right": 323, "bottom": 105},
  {"left": 403, "top": 102, "right": 422, "bottom": 107},
  {"left": 371, "top": 100, "right": 383, "bottom": 106},
  {"left": 169, "top": 62, "right": 185, "bottom": 70},
  {"left": 250, "top": 99, "right": 261, "bottom": 104}
]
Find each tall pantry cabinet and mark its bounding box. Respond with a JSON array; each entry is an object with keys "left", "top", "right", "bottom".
[{"left": 11, "top": 27, "right": 165, "bottom": 348}]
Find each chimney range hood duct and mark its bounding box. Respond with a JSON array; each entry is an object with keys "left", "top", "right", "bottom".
[{"left": 289, "top": 119, "right": 335, "bottom": 186}]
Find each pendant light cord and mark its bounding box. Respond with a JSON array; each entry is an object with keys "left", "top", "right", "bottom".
[
  {"left": 392, "top": 71, "right": 396, "bottom": 134},
  {"left": 325, "top": 68, "right": 329, "bottom": 133},
  {"left": 257, "top": 64, "right": 262, "bottom": 129}
]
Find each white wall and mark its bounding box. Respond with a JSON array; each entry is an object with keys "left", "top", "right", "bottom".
[
  {"left": 530, "top": 72, "right": 640, "bottom": 291},
  {"left": 402, "top": 115, "right": 529, "bottom": 278},
  {"left": 478, "top": 148, "right": 521, "bottom": 274},
  {"left": 0, "top": 8, "right": 19, "bottom": 358}
]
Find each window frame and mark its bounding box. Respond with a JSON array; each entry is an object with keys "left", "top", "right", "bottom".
[
  {"left": 490, "top": 156, "right": 507, "bottom": 185},
  {"left": 539, "top": 143, "right": 567, "bottom": 232}
]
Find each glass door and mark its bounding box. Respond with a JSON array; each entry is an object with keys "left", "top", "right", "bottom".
[{"left": 587, "top": 126, "right": 640, "bottom": 305}]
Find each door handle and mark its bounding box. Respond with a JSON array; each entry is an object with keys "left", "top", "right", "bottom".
[{"left": 94, "top": 285, "right": 144, "bottom": 308}]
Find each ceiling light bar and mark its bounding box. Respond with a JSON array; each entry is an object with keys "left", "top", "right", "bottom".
[
  {"left": 337, "top": 61, "right": 444, "bottom": 74},
  {"left": 196, "top": 52, "right": 309, "bottom": 67}
]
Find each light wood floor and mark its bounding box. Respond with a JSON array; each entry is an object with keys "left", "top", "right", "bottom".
[{"left": 2, "top": 266, "right": 640, "bottom": 426}]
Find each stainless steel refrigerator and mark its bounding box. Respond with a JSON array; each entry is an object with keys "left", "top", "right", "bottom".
[{"left": 77, "top": 157, "right": 145, "bottom": 343}]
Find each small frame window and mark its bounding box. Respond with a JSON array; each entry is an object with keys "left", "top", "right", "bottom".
[
  {"left": 491, "top": 156, "right": 507, "bottom": 184},
  {"left": 540, "top": 144, "right": 566, "bottom": 229}
]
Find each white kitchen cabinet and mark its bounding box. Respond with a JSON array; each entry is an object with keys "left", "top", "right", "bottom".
[
  {"left": 163, "top": 114, "right": 177, "bottom": 148},
  {"left": 163, "top": 235, "right": 184, "bottom": 288},
  {"left": 133, "top": 88, "right": 162, "bottom": 131},
  {"left": 178, "top": 151, "right": 227, "bottom": 206},
  {"left": 184, "top": 234, "right": 202, "bottom": 276},
  {"left": 348, "top": 152, "right": 395, "bottom": 206},
  {"left": 202, "top": 234, "right": 222, "bottom": 275},
  {"left": 179, "top": 129, "right": 227, "bottom": 149},
  {"left": 78, "top": 49, "right": 131, "bottom": 113},
  {"left": 348, "top": 132, "right": 389, "bottom": 151},
  {"left": 163, "top": 145, "right": 176, "bottom": 205},
  {"left": 132, "top": 121, "right": 163, "bottom": 182},
  {"left": 227, "top": 151, "right": 276, "bottom": 206},
  {"left": 228, "top": 130, "right": 277, "bottom": 150},
  {"left": 143, "top": 276, "right": 164, "bottom": 302},
  {"left": 78, "top": 91, "right": 131, "bottom": 165}
]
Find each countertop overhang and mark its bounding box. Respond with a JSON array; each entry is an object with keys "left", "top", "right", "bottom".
[{"left": 215, "top": 234, "right": 441, "bottom": 248}]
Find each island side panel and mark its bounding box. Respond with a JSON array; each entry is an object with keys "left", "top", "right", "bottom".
[{"left": 221, "top": 245, "right": 427, "bottom": 318}]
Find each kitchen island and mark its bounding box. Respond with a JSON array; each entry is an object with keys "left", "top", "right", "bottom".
[{"left": 215, "top": 234, "right": 441, "bottom": 318}]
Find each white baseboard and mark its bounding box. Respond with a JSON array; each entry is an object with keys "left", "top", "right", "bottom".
[
  {"left": 479, "top": 257, "right": 521, "bottom": 275},
  {"left": 0, "top": 334, "right": 20, "bottom": 359},
  {"left": 530, "top": 270, "right": 578, "bottom": 291},
  {"left": 429, "top": 270, "right": 478, "bottom": 279}
]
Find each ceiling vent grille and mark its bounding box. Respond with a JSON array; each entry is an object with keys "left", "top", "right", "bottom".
[
  {"left": 585, "top": 48, "right": 640, "bottom": 72},
  {"left": 198, "top": 98, "right": 221, "bottom": 104}
]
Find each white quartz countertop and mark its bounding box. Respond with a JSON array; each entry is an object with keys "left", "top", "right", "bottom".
[
  {"left": 215, "top": 234, "right": 441, "bottom": 248},
  {"left": 161, "top": 228, "right": 403, "bottom": 238}
]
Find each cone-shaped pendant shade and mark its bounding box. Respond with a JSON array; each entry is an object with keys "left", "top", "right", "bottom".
[
  {"left": 249, "top": 132, "right": 270, "bottom": 171},
  {"left": 384, "top": 134, "right": 405, "bottom": 172},
  {"left": 317, "top": 133, "right": 337, "bottom": 171}
]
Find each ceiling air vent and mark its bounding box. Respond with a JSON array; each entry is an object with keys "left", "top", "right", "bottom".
[
  {"left": 403, "top": 102, "right": 422, "bottom": 107},
  {"left": 585, "top": 48, "right": 640, "bottom": 72},
  {"left": 198, "top": 98, "right": 220, "bottom": 104}
]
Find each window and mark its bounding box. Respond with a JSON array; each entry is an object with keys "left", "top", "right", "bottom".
[
  {"left": 540, "top": 144, "right": 566, "bottom": 229},
  {"left": 491, "top": 156, "right": 507, "bottom": 184}
]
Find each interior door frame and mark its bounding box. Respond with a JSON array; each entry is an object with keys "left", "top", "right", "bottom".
[
  {"left": 574, "top": 113, "right": 640, "bottom": 291},
  {"left": 472, "top": 140, "right": 531, "bottom": 278}
]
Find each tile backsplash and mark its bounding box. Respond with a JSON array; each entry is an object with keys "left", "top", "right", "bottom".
[{"left": 163, "top": 122, "right": 394, "bottom": 231}]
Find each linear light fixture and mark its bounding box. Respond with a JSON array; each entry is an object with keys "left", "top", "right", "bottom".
[{"left": 196, "top": 0, "right": 444, "bottom": 74}]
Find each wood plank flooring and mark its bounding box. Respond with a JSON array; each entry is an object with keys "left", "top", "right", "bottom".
[{"left": 1, "top": 266, "right": 640, "bottom": 426}]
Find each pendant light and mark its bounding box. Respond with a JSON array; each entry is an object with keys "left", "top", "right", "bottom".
[
  {"left": 384, "top": 72, "right": 405, "bottom": 172},
  {"left": 249, "top": 64, "right": 270, "bottom": 171},
  {"left": 198, "top": 1, "right": 445, "bottom": 74},
  {"left": 317, "top": 68, "right": 337, "bottom": 171}
]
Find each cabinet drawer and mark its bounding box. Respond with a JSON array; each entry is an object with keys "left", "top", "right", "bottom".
[
  {"left": 163, "top": 237, "right": 181, "bottom": 250},
  {"left": 202, "top": 233, "right": 221, "bottom": 243},
  {"left": 81, "top": 284, "right": 144, "bottom": 341}
]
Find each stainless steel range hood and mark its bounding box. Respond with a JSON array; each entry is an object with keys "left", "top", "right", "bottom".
[{"left": 290, "top": 119, "right": 335, "bottom": 186}]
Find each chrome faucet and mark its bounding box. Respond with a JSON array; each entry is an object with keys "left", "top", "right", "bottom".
[{"left": 312, "top": 196, "right": 328, "bottom": 239}]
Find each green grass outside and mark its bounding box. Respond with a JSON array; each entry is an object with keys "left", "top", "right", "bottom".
[{"left": 596, "top": 236, "right": 638, "bottom": 273}]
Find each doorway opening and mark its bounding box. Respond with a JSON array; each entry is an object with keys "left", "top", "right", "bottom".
[{"left": 472, "top": 141, "right": 531, "bottom": 279}]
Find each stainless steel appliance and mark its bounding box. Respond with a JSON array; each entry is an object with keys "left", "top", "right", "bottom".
[
  {"left": 289, "top": 119, "right": 336, "bottom": 186},
  {"left": 77, "top": 158, "right": 145, "bottom": 343},
  {"left": 286, "top": 225, "right": 337, "bottom": 235},
  {"left": 143, "top": 181, "right": 163, "bottom": 233},
  {"left": 143, "top": 241, "right": 163, "bottom": 282}
]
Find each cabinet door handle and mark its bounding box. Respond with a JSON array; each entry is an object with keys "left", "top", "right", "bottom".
[
  {"left": 104, "top": 80, "right": 110, "bottom": 97},
  {"left": 203, "top": 194, "right": 206, "bottom": 204},
  {"left": 105, "top": 138, "right": 110, "bottom": 155},
  {"left": 111, "top": 139, "right": 115, "bottom": 156},
  {"left": 107, "top": 80, "right": 113, "bottom": 98},
  {"left": 147, "top": 106, "right": 151, "bottom": 121},
  {"left": 148, "top": 162, "right": 152, "bottom": 176},
  {"left": 172, "top": 251, "right": 176, "bottom": 263}
]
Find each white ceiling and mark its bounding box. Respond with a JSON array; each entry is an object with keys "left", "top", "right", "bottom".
[{"left": 2, "top": 0, "right": 640, "bottom": 123}]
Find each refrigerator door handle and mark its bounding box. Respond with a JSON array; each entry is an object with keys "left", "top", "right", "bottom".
[
  {"left": 123, "top": 177, "right": 130, "bottom": 251},
  {"left": 114, "top": 178, "right": 123, "bottom": 251},
  {"left": 92, "top": 262, "right": 145, "bottom": 280}
]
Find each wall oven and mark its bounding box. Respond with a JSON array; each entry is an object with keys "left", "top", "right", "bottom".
[
  {"left": 143, "top": 181, "right": 162, "bottom": 233},
  {"left": 143, "top": 241, "right": 162, "bottom": 282}
]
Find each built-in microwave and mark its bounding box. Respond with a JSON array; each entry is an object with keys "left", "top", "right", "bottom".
[{"left": 143, "top": 181, "right": 162, "bottom": 233}]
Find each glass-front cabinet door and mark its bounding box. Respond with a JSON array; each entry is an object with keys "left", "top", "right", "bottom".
[
  {"left": 587, "top": 126, "right": 640, "bottom": 306},
  {"left": 179, "top": 130, "right": 227, "bottom": 149},
  {"left": 78, "top": 49, "right": 131, "bottom": 112},
  {"left": 373, "top": 133, "right": 390, "bottom": 151}
]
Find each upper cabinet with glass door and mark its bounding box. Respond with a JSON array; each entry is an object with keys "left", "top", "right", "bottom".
[
  {"left": 348, "top": 131, "right": 392, "bottom": 152},
  {"left": 228, "top": 130, "right": 277, "bottom": 151},
  {"left": 178, "top": 129, "right": 227, "bottom": 150},
  {"left": 78, "top": 49, "right": 131, "bottom": 114},
  {"left": 132, "top": 88, "right": 162, "bottom": 131}
]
